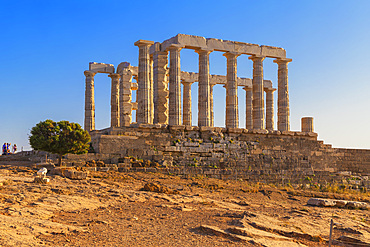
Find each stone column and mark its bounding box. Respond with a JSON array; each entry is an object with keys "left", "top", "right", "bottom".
[
  {"left": 120, "top": 69, "right": 133, "bottom": 126},
  {"left": 196, "top": 48, "right": 212, "bottom": 127},
  {"left": 134, "top": 40, "right": 154, "bottom": 124},
  {"left": 149, "top": 56, "right": 154, "bottom": 124},
  {"left": 153, "top": 43, "right": 169, "bottom": 124},
  {"left": 168, "top": 44, "right": 183, "bottom": 126},
  {"left": 249, "top": 55, "right": 265, "bottom": 130},
  {"left": 273, "top": 58, "right": 292, "bottom": 132},
  {"left": 301, "top": 117, "right": 314, "bottom": 132},
  {"left": 223, "top": 52, "right": 240, "bottom": 128},
  {"left": 84, "top": 70, "right": 96, "bottom": 132},
  {"left": 109, "top": 73, "right": 120, "bottom": 127},
  {"left": 182, "top": 81, "right": 193, "bottom": 126},
  {"left": 265, "top": 88, "right": 276, "bottom": 131},
  {"left": 210, "top": 83, "right": 215, "bottom": 127},
  {"left": 243, "top": 86, "right": 253, "bottom": 129}
]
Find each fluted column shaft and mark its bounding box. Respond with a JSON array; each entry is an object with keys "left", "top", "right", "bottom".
[
  {"left": 274, "top": 58, "right": 292, "bottom": 131},
  {"left": 135, "top": 40, "right": 154, "bottom": 124},
  {"left": 224, "top": 52, "right": 240, "bottom": 128},
  {"left": 168, "top": 45, "right": 183, "bottom": 125},
  {"left": 182, "top": 81, "right": 193, "bottom": 126},
  {"left": 149, "top": 57, "right": 154, "bottom": 124},
  {"left": 153, "top": 43, "right": 169, "bottom": 124},
  {"left": 243, "top": 87, "right": 253, "bottom": 129},
  {"left": 249, "top": 55, "right": 265, "bottom": 130},
  {"left": 109, "top": 73, "right": 120, "bottom": 127},
  {"left": 84, "top": 70, "right": 96, "bottom": 132},
  {"left": 196, "top": 49, "right": 212, "bottom": 127},
  {"left": 210, "top": 84, "right": 215, "bottom": 127},
  {"left": 120, "top": 70, "right": 133, "bottom": 126},
  {"left": 265, "top": 88, "right": 276, "bottom": 131}
]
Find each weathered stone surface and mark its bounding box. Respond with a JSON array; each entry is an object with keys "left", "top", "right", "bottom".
[
  {"left": 89, "top": 62, "right": 114, "bottom": 74},
  {"left": 307, "top": 198, "right": 336, "bottom": 207}
]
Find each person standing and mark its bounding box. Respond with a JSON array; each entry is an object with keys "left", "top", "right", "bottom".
[{"left": 12, "top": 144, "right": 17, "bottom": 154}]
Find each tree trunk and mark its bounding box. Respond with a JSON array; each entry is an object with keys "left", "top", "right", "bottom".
[{"left": 58, "top": 154, "right": 62, "bottom": 166}]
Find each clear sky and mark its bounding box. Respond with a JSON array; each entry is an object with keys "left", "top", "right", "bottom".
[{"left": 1, "top": 0, "right": 369, "bottom": 150}]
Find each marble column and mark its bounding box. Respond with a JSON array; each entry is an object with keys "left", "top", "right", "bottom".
[
  {"left": 273, "top": 58, "right": 292, "bottom": 131},
  {"left": 301, "top": 117, "right": 314, "bottom": 132},
  {"left": 223, "top": 52, "right": 240, "bottom": 128},
  {"left": 196, "top": 48, "right": 212, "bottom": 127},
  {"left": 109, "top": 73, "right": 120, "bottom": 127},
  {"left": 149, "top": 57, "right": 154, "bottom": 124},
  {"left": 134, "top": 40, "right": 154, "bottom": 124},
  {"left": 210, "top": 84, "right": 215, "bottom": 127},
  {"left": 153, "top": 43, "right": 169, "bottom": 124},
  {"left": 265, "top": 88, "right": 276, "bottom": 131},
  {"left": 168, "top": 44, "right": 183, "bottom": 126},
  {"left": 243, "top": 86, "right": 253, "bottom": 130},
  {"left": 84, "top": 70, "right": 96, "bottom": 132},
  {"left": 182, "top": 81, "right": 193, "bottom": 126},
  {"left": 120, "top": 70, "right": 133, "bottom": 126},
  {"left": 249, "top": 55, "right": 265, "bottom": 130}
]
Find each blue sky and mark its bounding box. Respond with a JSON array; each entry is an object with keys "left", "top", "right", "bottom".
[{"left": 1, "top": 0, "right": 369, "bottom": 150}]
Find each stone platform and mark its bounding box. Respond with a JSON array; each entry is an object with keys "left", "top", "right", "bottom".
[{"left": 68, "top": 125, "right": 370, "bottom": 185}]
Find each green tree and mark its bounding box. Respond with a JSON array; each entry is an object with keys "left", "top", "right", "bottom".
[{"left": 29, "top": 120, "right": 91, "bottom": 166}]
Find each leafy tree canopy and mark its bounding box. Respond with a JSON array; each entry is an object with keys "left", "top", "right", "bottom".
[{"left": 29, "top": 120, "right": 91, "bottom": 165}]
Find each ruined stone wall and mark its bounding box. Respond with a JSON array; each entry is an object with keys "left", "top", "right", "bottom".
[{"left": 81, "top": 126, "right": 370, "bottom": 185}]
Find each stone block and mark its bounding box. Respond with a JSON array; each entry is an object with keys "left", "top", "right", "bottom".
[
  {"left": 162, "top": 34, "right": 207, "bottom": 51},
  {"left": 63, "top": 169, "right": 88, "bottom": 180},
  {"left": 307, "top": 198, "right": 336, "bottom": 207},
  {"left": 89, "top": 62, "right": 115, "bottom": 74},
  {"left": 260, "top": 45, "right": 286, "bottom": 58},
  {"left": 35, "top": 163, "right": 55, "bottom": 172},
  {"left": 33, "top": 177, "right": 50, "bottom": 184}
]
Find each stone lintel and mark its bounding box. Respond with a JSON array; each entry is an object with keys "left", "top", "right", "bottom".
[
  {"left": 161, "top": 34, "right": 207, "bottom": 51},
  {"left": 158, "top": 34, "right": 286, "bottom": 58},
  {"left": 260, "top": 45, "right": 286, "bottom": 58},
  {"left": 134, "top": 40, "right": 155, "bottom": 47},
  {"left": 89, "top": 62, "right": 115, "bottom": 74}
]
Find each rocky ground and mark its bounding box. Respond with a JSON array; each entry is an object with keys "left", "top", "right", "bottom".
[{"left": 0, "top": 160, "right": 369, "bottom": 246}]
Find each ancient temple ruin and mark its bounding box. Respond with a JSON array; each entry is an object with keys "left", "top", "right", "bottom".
[
  {"left": 80, "top": 34, "right": 368, "bottom": 184},
  {"left": 84, "top": 34, "right": 300, "bottom": 133}
]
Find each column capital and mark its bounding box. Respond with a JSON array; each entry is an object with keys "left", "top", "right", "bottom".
[
  {"left": 248, "top": 55, "right": 265, "bottom": 62},
  {"left": 108, "top": 73, "right": 120, "bottom": 79},
  {"left": 134, "top": 40, "right": 155, "bottom": 47},
  {"left": 264, "top": 88, "right": 277, "bottom": 93},
  {"left": 223, "top": 51, "right": 241, "bottom": 58},
  {"left": 243, "top": 86, "right": 252, "bottom": 91},
  {"left": 181, "top": 80, "right": 194, "bottom": 85},
  {"left": 273, "top": 58, "right": 292, "bottom": 64},
  {"left": 167, "top": 44, "right": 184, "bottom": 51},
  {"left": 195, "top": 48, "right": 213, "bottom": 55},
  {"left": 84, "top": 70, "right": 96, "bottom": 77}
]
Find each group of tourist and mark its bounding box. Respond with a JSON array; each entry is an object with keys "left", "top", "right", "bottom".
[{"left": 2, "top": 143, "right": 17, "bottom": 155}]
